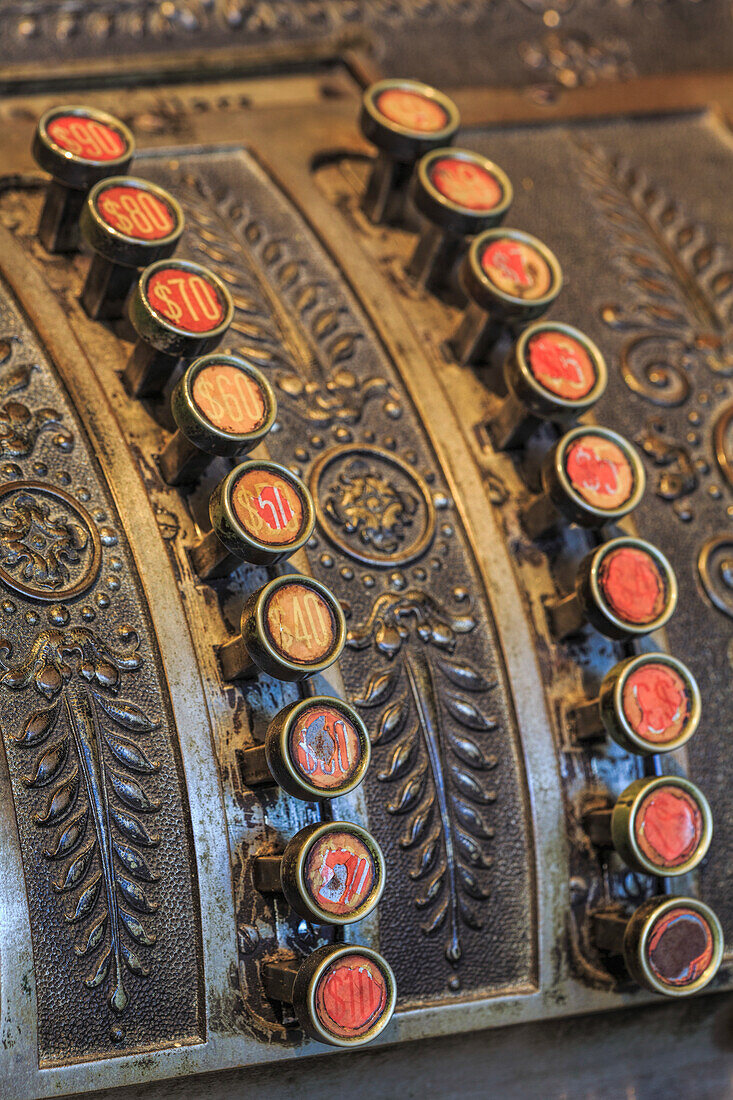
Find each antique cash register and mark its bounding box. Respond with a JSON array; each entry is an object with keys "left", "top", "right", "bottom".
[{"left": 0, "top": 4, "right": 732, "bottom": 1098}]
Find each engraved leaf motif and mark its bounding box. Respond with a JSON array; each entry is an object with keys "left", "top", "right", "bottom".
[
  {"left": 34, "top": 767, "right": 79, "bottom": 826},
  {"left": 451, "top": 797, "right": 494, "bottom": 839},
  {"left": 91, "top": 692, "right": 159, "bottom": 734},
  {"left": 110, "top": 807, "right": 159, "bottom": 848},
  {"left": 377, "top": 736, "right": 415, "bottom": 781},
  {"left": 22, "top": 736, "right": 69, "bottom": 788},
  {"left": 447, "top": 731, "right": 497, "bottom": 771},
  {"left": 65, "top": 871, "right": 102, "bottom": 924},
  {"left": 74, "top": 911, "right": 108, "bottom": 957},
  {"left": 53, "top": 839, "right": 96, "bottom": 893},
  {"left": 119, "top": 908, "right": 157, "bottom": 947},
  {"left": 85, "top": 947, "right": 111, "bottom": 988},
  {"left": 455, "top": 828, "right": 492, "bottom": 868},
  {"left": 372, "top": 699, "right": 408, "bottom": 745},
  {"left": 43, "top": 806, "right": 88, "bottom": 860},
  {"left": 105, "top": 731, "right": 160, "bottom": 774},
  {"left": 122, "top": 942, "right": 150, "bottom": 977},
  {"left": 113, "top": 840, "right": 159, "bottom": 883},
  {"left": 109, "top": 769, "right": 161, "bottom": 813},
  {"left": 458, "top": 865, "right": 491, "bottom": 901},
  {"left": 450, "top": 764, "right": 496, "bottom": 805},
  {"left": 117, "top": 875, "right": 158, "bottom": 914},
  {"left": 386, "top": 769, "right": 426, "bottom": 814},
  {"left": 353, "top": 668, "right": 398, "bottom": 707},
  {"left": 443, "top": 694, "right": 497, "bottom": 732},
  {"left": 409, "top": 830, "right": 441, "bottom": 881},
  {"left": 435, "top": 656, "right": 493, "bottom": 693},
  {"left": 13, "top": 701, "right": 59, "bottom": 746},
  {"left": 399, "top": 803, "right": 433, "bottom": 849}
]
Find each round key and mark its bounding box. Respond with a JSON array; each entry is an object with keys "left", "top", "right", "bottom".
[
  {"left": 241, "top": 696, "right": 371, "bottom": 800},
  {"left": 32, "top": 106, "right": 134, "bottom": 254},
  {"left": 190, "top": 461, "right": 315, "bottom": 579},
  {"left": 159, "top": 354, "right": 277, "bottom": 485},
  {"left": 585, "top": 776, "right": 712, "bottom": 876},
  {"left": 522, "top": 426, "right": 646, "bottom": 538},
  {"left": 79, "top": 177, "right": 184, "bottom": 320},
  {"left": 593, "top": 897, "right": 723, "bottom": 998},
  {"left": 546, "top": 536, "right": 678, "bottom": 641},
  {"left": 486, "top": 322, "right": 608, "bottom": 450},
  {"left": 219, "top": 574, "right": 346, "bottom": 682},
  {"left": 406, "top": 148, "right": 512, "bottom": 292},
  {"left": 253, "top": 821, "right": 385, "bottom": 925},
  {"left": 262, "top": 944, "right": 396, "bottom": 1046},
  {"left": 451, "top": 228, "right": 563, "bottom": 368},
  {"left": 571, "top": 653, "right": 701, "bottom": 755},
  {"left": 359, "top": 78, "right": 460, "bottom": 225},
  {"left": 123, "top": 259, "right": 234, "bottom": 398}
]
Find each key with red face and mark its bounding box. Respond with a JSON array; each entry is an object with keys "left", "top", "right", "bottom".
[
  {"left": 359, "top": 78, "right": 460, "bottom": 225},
  {"left": 593, "top": 897, "right": 723, "bottom": 998},
  {"left": 80, "top": 177, "right": 184, "bottom": 320},
  {"left": 32, "top": 106, "right": 134, "bottom": 254},
  {"left": 546, "top": 535, "right": 678, "bottom": 641},
  {"left": 521, "top": 426, "right": 646, "bottom": 538},
  {"left": 406, "top": 148, "right": 513, "bottom": 294},
  {"left": 122, "top": 259, "right": 234, "bottom": 397},
  {"left": 585, "top": 776, "right": 712, "bottom": 877},
  {"left": 569, "top": 653, "right": 701, "bottom": 755},
  {"left": 159, "top": 353, "right": 277, "bottom": 485},
  {"left": 218, "top": 574, "right": 346, "bottom": 682},
  {"left": 253, "top": 821, "right": 386, "bottom": 925},
  {"left": 240, "top": 697, "right": 371, "bottom": 801},
  {"left": 262, "top": 944, "right": 396, "bottom": 1046},
  {"left": 485, "top": 321, "right": 608, "bottom": 450},
  {"left": 190, "top": 460, "right": 315, "bottom": 578},
  {"left": 450, "top": 227, "right": 562, "bottom": 367}
]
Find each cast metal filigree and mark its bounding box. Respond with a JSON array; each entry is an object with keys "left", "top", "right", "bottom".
[
  {"left": 350, "top": 593, "right": 497, "bottom": 965},
  {"left": 1, "top": 624, "right": 161, "bottom": 1014}
]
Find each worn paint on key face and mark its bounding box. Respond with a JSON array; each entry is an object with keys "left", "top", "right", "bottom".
[
  {"left": 47, "top": 114, "right": 128, "bottom": 161},
  {"left": 647, "top": 908, "right": 715, "bottom": 988},
  {"left": 622, "top": 661, "right": 692, "bottom": 745},
  {"left": 231, "top": 468, "right": 304, "bottom": 546},
  {"left": 289, "top": 704, "right": 363, "bottom": 791},
  {"left": 481, "top": 238, "right": 553, "bottom": 299},
  {"left": 265, "top": 582, "right": 336, "bottom": 664},
  {"left": 564, "top": 433, "right": 635, "bottom": 511},
  {"left": 94, "top": 183, "right": 177, "bottom": 241},
  {"left": 304, "top": 829, "right": 376, "bottom": 917},
  {"left": 430, "top": 157, "right": 504, "bottom": 211},
  {"left": 598, "top": 545, "right": 667, "bottom": 625},
  {"left": 146, "top": 266, "right": 227, "bottom": 333},
  {"left": 635, "top": 785, "right": 704, "bottom": 870},
  {"left": 376, "top": 88, "right": 449, "bottom": 132},
  {"left": 315, "top": 954, "right": 388, "bottom": 1039},
  {"left": 527, "top": 330, "right": 597, "bottom": 400},
  {"left": 192, "top": 362, "right": 268, "bottom": 435}
]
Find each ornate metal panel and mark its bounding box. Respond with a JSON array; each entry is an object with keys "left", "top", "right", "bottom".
[{"left": 0, "top": 275, "right": 204, "bottom": 1065}]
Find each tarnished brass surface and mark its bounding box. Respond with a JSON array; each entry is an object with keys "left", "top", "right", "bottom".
[{"left": 1, "top": 7, "right": 733, "bottom": 1098}]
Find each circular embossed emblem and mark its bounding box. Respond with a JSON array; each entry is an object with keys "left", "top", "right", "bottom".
[
  {"left": 192, "top": 362, "right": 268, "bottom": 436},
  {"left": 563, "top": 433, "right": 636, "bottom": 512},
  {"left": 314, "top": 953, "right": 389, "bottom": 1041},
  {"left": 429, "top": 156, "right": 504, "bottom": 211},
  {"left": 288, "top": 703, "right": 364, "bottom": 792},
  {"left": 94, "top": 182, "right": 177, "bottom": 241},
  {"left": 634, "top": 784, "right": 704, "bottom": 871},
  {"left": 231, "top": 467, "right": 306, "bottom": 547},
  {"left": 647, "top": 907, "right": 715, "bottom": 989},
  {"left": 597, "top": 544, "right": 668, "bottom": 626},
  {"left": 375, "top": 88, "right": 448, "bottom": 132},
  {"left": 0, "top": 482, "right": 102, "bottom": 602},
  {"left": 265, "top": 581, "right": 337, "bottom": 665},
  {"left": 145, "top": 265, "right": 228, "bottom": 333},
  {"left": 304, "top": 828, "right": 376, "bottom": 918},
  {"left": 527, "top": 329, "right": 597, "bottom": 400},
  {"left": 622, "top": 660, "right": 693, "bottom": 746},
  {"left": 310, "top": 444, "right": 436, "bottom": 568},
  {"left": 481, "top": 238, "right": 553, "bottom": 301},
  {"left": 46, "top": 113, "right": 128, "bottom": 162}
]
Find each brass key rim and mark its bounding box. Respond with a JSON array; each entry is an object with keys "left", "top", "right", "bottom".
[
  {"left": 265, "top": 696, "right": 371, "bottom": 801},
  {"left": 601, "top": 652, "right": 702, "bottom": 755}
]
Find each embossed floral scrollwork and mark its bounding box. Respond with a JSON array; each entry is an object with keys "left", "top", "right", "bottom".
[
  {"left": 349, "top": 590, "right": 497, "bottom": 966},
  {"left": 0, "top": 624, "right": 162, "bottom": 1015}
]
